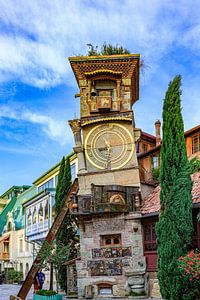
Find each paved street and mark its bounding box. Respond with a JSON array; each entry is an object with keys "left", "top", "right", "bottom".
[
  {"left": 0, "top": 284, "right": 33, "bottom": 300},
  {"left": 0, "top": 284, "right": 162, "bottom": 300}
]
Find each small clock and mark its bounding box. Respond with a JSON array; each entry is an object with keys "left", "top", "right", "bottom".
[{"left": 85, "top": 123, "right": 134, "bottom": 170}]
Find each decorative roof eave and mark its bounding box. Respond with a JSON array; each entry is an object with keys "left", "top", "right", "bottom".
[
  {"left": 84, "top": 69, "right": 122, "bottom": 77},
  {"left": 184, "top": 124, "right": 200, "bottom": 137},
  {"left": 69, "top": 54, "right": 140, "bottom": 91},
  {"left": 23, "top": 188, "right": 55, "bottom": 207},
  {"left": 69, "top": 54, "right": 140, "bottom": 62},
  {"left": 81, "top": 116, "right": 133, "bottom": 127}
]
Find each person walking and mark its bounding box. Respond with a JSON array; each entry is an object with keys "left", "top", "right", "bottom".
[
  {"left": 33, "top": 271, "right": 40, "bottom": 293},
  {"left": 38, "top": 269, "right": 45, "bottom": 290}
]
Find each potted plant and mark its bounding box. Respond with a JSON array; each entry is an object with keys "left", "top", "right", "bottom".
[{"left": 34, "top": 289, "right": 62, "bottom": 300}]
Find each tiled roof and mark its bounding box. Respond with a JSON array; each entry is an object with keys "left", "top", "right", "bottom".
[{"left": 141, "top": 171, "right": 200, "bottom": 215}]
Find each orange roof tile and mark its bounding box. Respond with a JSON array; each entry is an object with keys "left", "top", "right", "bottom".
[{"left": 141, "top": 171, "right": 200, "bottom": 215}]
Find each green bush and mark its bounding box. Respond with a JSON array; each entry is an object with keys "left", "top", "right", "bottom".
[
  {"left": 36, "top": 290, "right": 57, "bottom": 296},
  {"left": 178, "top": 250, "right": 200, "bottom": 300},
  {"left": 7, "top": 269, "right": 23, "bottom": 283},
  {"left": 152, "top": 167, "right": 160, "bottom": 182}
]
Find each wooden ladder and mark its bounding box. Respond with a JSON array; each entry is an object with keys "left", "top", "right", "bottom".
[{"left": 16, "top": 179, "right": 78, "bottom": 300}]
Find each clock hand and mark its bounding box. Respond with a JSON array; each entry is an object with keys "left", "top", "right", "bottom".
[{"left": 103, "top": 137, "right": 111, "bottom": 152}]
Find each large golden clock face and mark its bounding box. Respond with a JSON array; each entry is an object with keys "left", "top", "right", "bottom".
[{"left": 85, "top": 123, "right": 134, "bottom": 170}]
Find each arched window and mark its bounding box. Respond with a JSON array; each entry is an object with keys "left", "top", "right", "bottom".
[
  {"left": 7, "top": 222, "right": 12, "bottom": 231},
  {"left": 33, "top": 208, "right": 37, "bottom": 224},
  {"left": 45, "top": 202, "right": 49, "bottom": 220},
  {"left": 38, "top": 204, "right": 43, "bottom": 222},
  {"left": 20, "top": 263, "right": 23, "bottom": 273},
  {"left": 28, "top": 211, "right": 32, "bottom": 226}
]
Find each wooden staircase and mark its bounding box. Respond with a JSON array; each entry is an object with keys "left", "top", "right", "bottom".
[{"left": 16, "top": 179, "right": 78, "bottom": 300}]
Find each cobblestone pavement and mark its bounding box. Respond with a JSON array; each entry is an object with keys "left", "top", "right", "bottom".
[
  {"left": 0, "top": 284, "right": 162, "bottom": 300},
  {"left": 0, "top": 284, "right": 33, "bottom": 300}
]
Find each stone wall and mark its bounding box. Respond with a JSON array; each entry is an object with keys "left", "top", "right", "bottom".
[
  {"left": 76, "top": 212, "right": 146, "bottom": 297},
  {"left": 148, "top": 272, "right": 162, "bottom": 298}
]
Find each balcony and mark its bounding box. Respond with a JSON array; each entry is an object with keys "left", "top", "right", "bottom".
[
  {"left": 72, "top": 184, "right": 140, "bottom": 214},
  {"left": 2, "top": 252, "right": 9, "bottom": 260},
  {"left": 26, "top": 219, "right": 49, "bottom": 239}
]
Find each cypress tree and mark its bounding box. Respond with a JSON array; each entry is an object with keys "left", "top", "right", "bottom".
[
  {"left": 156, "top": 75, "right": 193, "bottom": 300},
  {"left": 55, "top": 155, "right": 77, "bottom": 292},
  {"left": 55, "top": 157, "right": 66, "bottom": 215}
]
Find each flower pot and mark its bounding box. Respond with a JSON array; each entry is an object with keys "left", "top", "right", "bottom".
[{"left": 33, "top": 294, "right": 63, "bottom": 300}]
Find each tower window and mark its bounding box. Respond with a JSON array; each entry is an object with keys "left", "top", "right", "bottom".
[{"left": 101, "top": 234, "right": 121, "bottom": 247}]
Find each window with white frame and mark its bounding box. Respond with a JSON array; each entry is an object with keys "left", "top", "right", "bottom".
[
  {"left": 70, "top": 163, "right": 76, "bottom": 181},
  {"left": 152, "top": 156, "right": 159, "bottom": 169},
  {"left": 38, "top": 178, "right": 54, "bottom": 193}
]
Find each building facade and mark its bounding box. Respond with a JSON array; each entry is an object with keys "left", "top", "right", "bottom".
[
  {"left": 137, "top": 124, "right": 200, "bottom": 297},
  {"left": 23, "top": 153, "right": 77, "bottom": 243},
  {"left": 0, "top": 186, "right": 33, "bottom": 279}
]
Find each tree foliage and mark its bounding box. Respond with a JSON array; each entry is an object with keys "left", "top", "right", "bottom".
[
  {"left": 36, "top": 240, "right": 69, "bottom": 293},
  {"left": 55, "top": 157, "right": 66, "bottom": 215},
  {"left": 189, "top": 157, "right": 200, "bottom": 174},
  {"left": 87, "top": 42, "right": 130, "bottom": 56},
  {"left": 156, "top": 75, "right": 193, "bottom": 299},
  {"left": 55, "top": 156, "right": 78, "bottom": 293}
]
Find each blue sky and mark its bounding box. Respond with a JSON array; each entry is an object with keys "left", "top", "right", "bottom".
[{"left": 0, "top": 0, "right": 200, "bottom": 194}]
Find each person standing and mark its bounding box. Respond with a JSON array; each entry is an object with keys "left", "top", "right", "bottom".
[
  {"left": 33, "top": 271, "right": 40, "bottom": 293},
  {"left": 38, "top": 269, "right": 45, "bottom": 290}
]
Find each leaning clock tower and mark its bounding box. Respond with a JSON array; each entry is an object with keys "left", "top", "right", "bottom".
[{"left": 69, "top": 54, "right": 147, "bottom": 297}]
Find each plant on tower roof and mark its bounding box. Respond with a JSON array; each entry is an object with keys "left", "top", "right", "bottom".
[{"left": 86, "top": 42, "right": 130, "bottom": 56}]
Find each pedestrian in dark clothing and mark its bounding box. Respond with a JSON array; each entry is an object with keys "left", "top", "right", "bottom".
[{"left": 38, "top": 270, "right": 45, "bottom": 290}]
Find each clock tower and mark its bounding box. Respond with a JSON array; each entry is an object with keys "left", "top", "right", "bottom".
[{"left": 69, "top": 54, "right": 147, "bottom": 297}]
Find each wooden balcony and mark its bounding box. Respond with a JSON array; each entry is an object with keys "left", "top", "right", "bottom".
[
  {"left": 2, "top": 252, "right": 9, "bottom": 260},
  {"left": 72, "top": 184, "right": 140, "bottom": 215}
]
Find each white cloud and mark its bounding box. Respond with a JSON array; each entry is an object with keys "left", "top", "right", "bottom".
[
  {"left": 0, "top": 104, "right": 71, "bottom": 146},
  {"left": 1, "top": 0, "right": 200, "bottom": 88}
]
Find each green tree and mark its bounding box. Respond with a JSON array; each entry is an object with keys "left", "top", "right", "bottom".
[
  {"left": 55, "top": 157, "right": 66, "bottom": 215},
  {"left": 55, "top": 156, "right": 78, "bottom": 293},
  {"left": 156, "top": 75, "right": 193, "bottom": 300},
  {"left": 189, "top": 157, "right": 200, "bottom": 174},
  {"left": 36, "top": 240, "right": 69, "bottom": 293}
]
